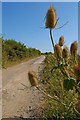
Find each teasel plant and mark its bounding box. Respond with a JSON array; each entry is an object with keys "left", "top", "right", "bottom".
[
  {"left": 70, "top": 41, "right": 78, "bottom": 63},
  {"left": 45, "top": 6, "right": 68, "bottom": 51},
  {"left": 54, "top": 44, "right": 63, "bottom": 65},
  {"left": 45, "top": 5, "right": 70, "bottom": 80},
  {"left": 51, "top": 43, "right": 70, "bottom": 78},
  {"left": 45, "top": 6, "right": 56, "bottom": 49},
  {"left": 53, "top": 48, "right": 80, "bottom": 116},
  {"left": 59, "top": 36, "right": 64, "bottom": 47},
  {"left": 73, "top": 64, "right": 80, "bottom": 115},
  {"left": 73, "top": 64, "right": 80, "bottom": 89},
  {"left": 62, "top": 46, "right": 69, "bottom": 65},
  {"left": 44, "top": 6, "right": 79, "bottom": 117},
  {"left": 28, "top": 69, "right": 80, "bottom": 115},
  {"left": 28, "top": 70, "right": 66, "bottom": 106}
]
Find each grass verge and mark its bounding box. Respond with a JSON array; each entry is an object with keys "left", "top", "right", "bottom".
[
  {"left": 39, "top": 54, "right": 80, "bottom": 119},
  {"left": 2, "top": 55, "right": 40, "bottom": 68}
]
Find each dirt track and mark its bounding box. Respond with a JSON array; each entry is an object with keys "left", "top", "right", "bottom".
[{"left": 2, "top": 56, "right": 45, "bottom": 119}]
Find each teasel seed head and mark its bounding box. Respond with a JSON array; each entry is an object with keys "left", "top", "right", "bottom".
[
  {"left": 28, "top": 71, "right": 38, "bottom": 88},
  {"left": 70, "top": 41, "right": 78, "bottom": 56},
  {"left": 54, "top": 44, "right": 62, "bottom": 59},
  {"left": 73, "top": 64, "right": 80, "bottom": 84},
  {"left": 45, "top": 6, "right": 56, "bottom": 29},
  {"left": 62, "top": 46, "right": 69, "bottom": 59},
  {"left": 59, "top": 36, "right": 64, "bottom": 46}
]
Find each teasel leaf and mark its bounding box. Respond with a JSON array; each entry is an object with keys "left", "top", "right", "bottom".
[{"left": 63, "top": 78, "right": 76, "bottom": 91}]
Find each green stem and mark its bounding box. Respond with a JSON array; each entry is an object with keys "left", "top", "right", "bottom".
[
  {"left": 37, "top": 87, "right": 66, "bottom": 106},
  {"left": 50, "top": 29, "right": 55, "bottom": 50}
]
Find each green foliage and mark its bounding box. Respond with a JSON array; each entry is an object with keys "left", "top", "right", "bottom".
[
  {"left": 40, "top": 54, "right": 80, "bottom": 119},
  {"left": 2, "top": 39, "right": 41, "bottom": 68},
  {"left": 63, "top": 78, "right": 76, "bottom": 91},
  {"left": 38, "top": 5, "right": 79, "bottom": 119}
]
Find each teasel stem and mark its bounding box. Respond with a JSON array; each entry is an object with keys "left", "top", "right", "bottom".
[
  {"left": 60, "top": 67, "right": 70, "bottom": 78},
  {"left": 37, "top": 86, "right": 66, "bottom": 106},
  {"left": 50, "top": 29, "right": 55, "bottom": 50},
  {"left": 21, "top": 82, "right": 66, "bottom": 106}
]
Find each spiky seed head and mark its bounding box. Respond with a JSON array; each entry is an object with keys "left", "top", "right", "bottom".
[
  {"left": 73, "top": 64, "right": 80, "bottom": 83},
  {"left": 70, "top": 41, "right": 78, "bottom": 55},
  {"left": 45, "top": 6, "right": 56, "bottom": 29},
  {"left": 62, "top": 46, "right": 69, "bottom": 59},
  {"left": 54, "top": 44, "right": 62, "bottom": 58},
  {"left": 59, "top": 36, "right": 64, "bottom": 46},
  {"left": 28, "top": 71, "right": 38, "bottom": 88}
]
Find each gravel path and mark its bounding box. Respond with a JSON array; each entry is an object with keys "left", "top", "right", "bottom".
[{"left": 2, "top": 56, "right": 45, "bottom": 119}]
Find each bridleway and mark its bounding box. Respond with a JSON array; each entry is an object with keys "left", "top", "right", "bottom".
[{"left": 2, "top": 55, "right": 45, "bottom": 119}]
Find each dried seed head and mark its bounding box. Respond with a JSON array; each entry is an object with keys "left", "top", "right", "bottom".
[
  {"left": 62, "top": 46, "right": 69, "bottom": 59},
  {"left": 28, "top": 71, "right": 38, "bottom": 88},
  {"left": 45, "top": 6, "right": 56, "bottom": 29},
  {"left": 59, "top": 36, "right": 64, "bottom": 46},
  {"left": 54, "top": 44, "right": 62, "bottom": 58},
  {"left": 73, "top": 64, "right": 80, "bottom": 83},
  {"left": 70, "top": 41, "right": 78, "bottom": 55}
]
